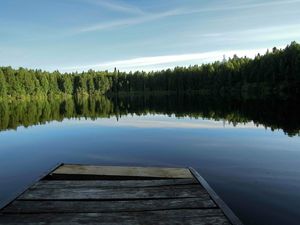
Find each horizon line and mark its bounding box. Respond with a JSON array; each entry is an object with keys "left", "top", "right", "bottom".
[{"left": 1, "top": 42, "right": 293, "bottom": 73}]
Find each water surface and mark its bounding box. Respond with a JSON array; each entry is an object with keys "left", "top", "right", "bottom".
[{"left": 0, "top": 95, "right": 299, "bottom": 225}]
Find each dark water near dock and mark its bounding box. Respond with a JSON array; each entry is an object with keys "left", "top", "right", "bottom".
[{"left": 0, "top": 94, "right": 300, "bottom": 225}]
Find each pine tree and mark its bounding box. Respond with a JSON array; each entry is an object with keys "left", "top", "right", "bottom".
[{"left": 0, "top": 69, "right": 7, "bottom": 97}]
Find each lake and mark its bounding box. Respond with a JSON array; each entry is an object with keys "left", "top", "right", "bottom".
[{"left": 0, "top": 95, "right": 300, "bottom": 225}]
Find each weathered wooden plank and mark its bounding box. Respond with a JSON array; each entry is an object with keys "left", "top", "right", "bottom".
[
  {"left": 4, "top": 197, "right": 216, "bottom": 213},
  {"left": 0, "top": 165, "right": 239, "bottom": 225},
  {"left": 52, "top": 164, "right": 193, "bottom": 179},
  {"left": 32, "top": 179, "right": 198, "bottom": 189},
  {"left": 0, "top": 209, "right": 230, "bottom": 225},
  {"left": 19, "top": 185, "right": 207, "bottom": 200}
]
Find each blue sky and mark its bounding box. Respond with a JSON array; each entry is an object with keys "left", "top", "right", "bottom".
[{"left": 1, "top": 0, "right": 300, "bottom": 72}]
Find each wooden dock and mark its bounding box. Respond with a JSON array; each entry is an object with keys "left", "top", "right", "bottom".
[{"left": 0, "top": 164, "right": 243, "bottom": 225}]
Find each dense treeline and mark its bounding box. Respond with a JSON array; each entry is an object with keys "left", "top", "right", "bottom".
[
  {"left": 0, "top": 41, "right": 299, "bottom": 99},
  {"left": 0, "top": 68, "right": 112, "bottom": 98},
  {"left": 0, "top": 95, "right": 299, "bottom": 136}
]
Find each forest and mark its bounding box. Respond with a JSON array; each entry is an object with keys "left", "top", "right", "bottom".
[{"left": 0, "top": 41, "right": 299, "bottom": 99}]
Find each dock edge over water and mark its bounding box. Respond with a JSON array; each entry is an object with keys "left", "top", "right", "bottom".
[{"left": 0, "top": 163, "right": 243, "bottom": 225}]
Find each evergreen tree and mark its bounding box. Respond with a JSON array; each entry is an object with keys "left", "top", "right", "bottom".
[
  {"left": 0, "top": 42, "right": 299, "bottom": 99},
  {"left": 0, "top": 69, "right": 7, "bottom": 97}
]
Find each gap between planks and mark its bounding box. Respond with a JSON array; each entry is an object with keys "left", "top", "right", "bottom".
[{"left": 32, "top": 178, "right": 198, "bottom": 189}]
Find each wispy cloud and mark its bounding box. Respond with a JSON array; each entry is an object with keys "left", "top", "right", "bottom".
[
  {"left": 84, "top": 0, "right": 145, "bottom": 15},
  {"left": 197, "top": 24, "right": 300, "bottom": 42},
  {"left": 76, "top": 9, "right": 182, "bottom": 33},
  {"left": 74, "top": 0, "right": 300, "bottom": 33},
  {"left": 184, "top": 0, "right": 300, "bottom": 14},
  {"left": 60, "top": 48, "right": 270, "bottom": 72}
]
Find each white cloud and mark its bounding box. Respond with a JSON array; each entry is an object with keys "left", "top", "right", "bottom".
[
  {"left": 197, "top": 24, "right": 300, "bottom": 42},
  {"left": 75, "top": 0, "right": 300, "bottom": 33},
  {"left": 76, "top": 9, "right": 182, "bottom": 33},
  {"left": 60, "top": 48, "right": 270, "bottom": 72},
  {"left": 84, "top": 0, "right": 145, "bottom": 15},
  {"left": 184, "top": 0, "right": 300, "bottom": 13}
]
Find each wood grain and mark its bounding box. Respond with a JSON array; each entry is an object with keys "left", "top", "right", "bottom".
[
  {"left": 52, "top": 164, "right": 193, "bottom": 179},
  {"left": 4, "top": 198, "right": 216, "bottom": 213},
  {"left": 0, "top": 209, "right": 230, "bottom": 225},
  {"left": 32, "top": 178, "right": 198, "bottom": 189},
  {"left": 19, "top": 185, "right": 207, "bottom": 200},
  {"left": 0, "top": 165, "right": 240, "bottom": 225}
]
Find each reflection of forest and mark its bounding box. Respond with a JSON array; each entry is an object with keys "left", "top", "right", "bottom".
[{"left": 0, "top": 94, "right": 299, "bottom": 136}]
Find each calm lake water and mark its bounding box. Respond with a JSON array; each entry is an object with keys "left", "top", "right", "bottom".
[{"left": 0, "top": 95, "right": 300, "bottom": 225}]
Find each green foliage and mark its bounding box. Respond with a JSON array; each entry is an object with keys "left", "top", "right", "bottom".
[
  {"left": 58, "top": 75, "right": 73, "bottom": 95},
  {"left": 0, "top": 42, "right": 300, "bottom": 99},
  {"left": 0, "top": 94, "right": 299, "bottom": 136},
  {"left": 0, "top": 68, "right": 7, "bottom": 97}
]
